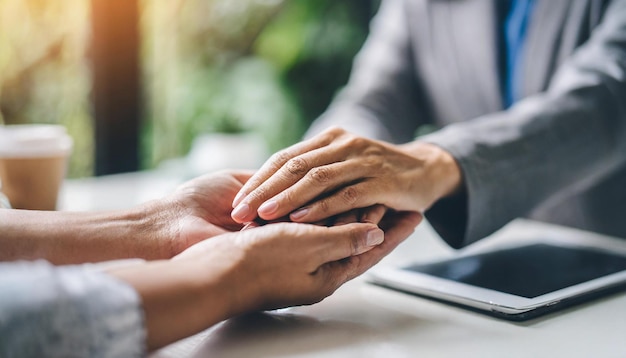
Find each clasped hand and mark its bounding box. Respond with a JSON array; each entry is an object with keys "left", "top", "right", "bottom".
[{"left": 229, "top": 127, "right": 461, "bottom": 225}]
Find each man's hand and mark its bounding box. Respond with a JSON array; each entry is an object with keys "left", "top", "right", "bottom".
[{"left": 230, "top": 127, "right": 461, "bottom": 224}]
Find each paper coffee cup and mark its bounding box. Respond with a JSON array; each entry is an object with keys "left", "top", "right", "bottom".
[{"left": 0, "top": 125, "right": 73, "bottom": 210}]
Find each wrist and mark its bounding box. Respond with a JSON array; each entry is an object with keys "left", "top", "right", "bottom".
[
  {"left": 124, "top": 199, "right": 182, "bottom": 259},
  {"left": 57, "top": 201, "right": 179, "bottom": 263},
  {"left": 61, "top": 205, "right": 176, "bottom": 262},
  {"left": 109, "top": 257, "right": 231, "bottom": 350},
  {"left": 400, "top": 141, "right": 463, "bottom": 207}
]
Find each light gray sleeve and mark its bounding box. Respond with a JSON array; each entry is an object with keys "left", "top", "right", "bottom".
[
  {"left": 305, "top": 0, "right": 428, "bottom": 143},
  {"left": 0, "top": 261, "right": 145, "bottom": 358},
  {"left": 422, "top": 0, "right": 626, "bottom": 248}
]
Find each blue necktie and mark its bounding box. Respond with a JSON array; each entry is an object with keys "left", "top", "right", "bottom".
[{"left": 504, "top": 0, "right": 535, "bottom": 108}]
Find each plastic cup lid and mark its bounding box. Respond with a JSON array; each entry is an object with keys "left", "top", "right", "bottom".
[{"left": 0, "top": 125, "right": 73, "bottom": 158}]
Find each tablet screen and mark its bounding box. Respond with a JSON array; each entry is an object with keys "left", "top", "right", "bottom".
[{"left": 405, "top": 243, "right": 626, "bottom": 298}]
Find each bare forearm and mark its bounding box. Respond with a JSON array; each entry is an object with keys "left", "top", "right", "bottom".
[{"left": 0, "top": 203, "right": 175, "bottom": 264}]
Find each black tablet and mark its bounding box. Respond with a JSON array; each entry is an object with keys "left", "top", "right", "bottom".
[{"left": 369, "top": 232, "right": 626, "bottom": 321}]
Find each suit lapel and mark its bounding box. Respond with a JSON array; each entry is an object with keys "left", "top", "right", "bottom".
[{"left": 521, "top": 0, "right": 572, "bottom": 96}]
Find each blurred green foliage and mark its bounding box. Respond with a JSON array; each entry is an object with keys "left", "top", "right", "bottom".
[
  {"left": 141, "top": 0, "right": 374, "bottom": 167},
  {"left": 0, "top": 0, "right": 93, "bottom": 177},
  {"left": 0, "top": 0, "right": 375, "bottom": 175}
]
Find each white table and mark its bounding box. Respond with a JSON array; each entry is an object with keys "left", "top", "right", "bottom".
[{"left": 60, "top": 172, "right": 626, "bottom": 358}]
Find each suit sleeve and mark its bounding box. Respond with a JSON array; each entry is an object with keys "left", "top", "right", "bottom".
[
  {"left": 422, "top": 0, "right": 626, "bottom": 248},
  {"left": 305, "top": 0, "right": 428, "bottom": 143}
]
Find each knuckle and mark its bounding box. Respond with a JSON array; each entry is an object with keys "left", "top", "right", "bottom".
[
  {"left": 309, "top": 167, "right": 333, "bottom": 185},
  {"left": 280, "top": 189, "right": 298, "bottom": 206},
  {"left": 270, "top": 150, "right": 293, "bottom": 167},
  {"left": 325, "top": 126, "right": 346, "bottom": 138},
  {"left": 342, "top": 136, "right": 367, "bottom": 150},
  {"left": 363, "top": 149, "right": 384, "bottom": 168},
  {"left": 363, "top": 157, "right": 384, "bottom": 172},
  {"left": 247, "top": 185, "right": 271, "bottom": 203},
  {"left": 320, "top": 126, "right": 346, "bottom": 145},
  {"left": 341, "top": 186, "right": 359, "bottom": 205},
  {"left": 285, "top": 157, "right": 309, "bottom": 177},
  {"left": 317, "top": 198, "right": 331, "bottom": 214}
]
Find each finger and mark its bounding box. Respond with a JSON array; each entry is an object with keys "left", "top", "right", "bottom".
[
  {"left": 333, "top": 209, "right": 360, "bottom": 226},
  {"left": 239, "top": 145, "right": 350, "bottom": 222},
  {"left": 334, "top": 205, "right": 386, "bottom": 226},
  {"left": 312, "top": 223, "right": 384, "bottom": 264},
  {"left": 231, "top": 129, "right": 341, "bottom": 208},
  {"left": 257, "top": 158, "right": 375, "bottom": 222},
  {"left": 353, "top": 211, "right": 422, "bottom": 276},
  {"left": 290, "top": 181, "right": 379, "bottom": 223},
  {"left": 324, "top": 211, "right": 422, "bottom": 282},
  {"left": 359, "top": 205, "right": 387, "bottom": 225},
  {"left": 313, "top": 218, "right": 333, "bottom": 227},
  {"left": 232, "top": 128, "right": 385, "bottom": 223},
  {"left": 378, "top": 211, "right": 423, "bottom": 252},
  {"left": 230, "top": 152, "right": 337, "bottom": 224}
]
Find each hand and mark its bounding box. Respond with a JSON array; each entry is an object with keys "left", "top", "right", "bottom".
[
  {"left": 177, "top": 211, "right": 422, "bottom": 313},
  {"left": 326, "top": 210, "right": 423, "bottom": 283},
  {"left": 230, "top": 127, "right": 461, "bottom": 224},
  {"left": 0, "top": 170, "right": 254, "bottom": 264},
  {"left": 111, "top": 211, "right": 421, "bottom": 351},
  {"left": 241, "top": 204, "right": 389, "bottom": 229},
  {"left": 156, "top": 170, "right": 254, "bottom": 256},
  {"left": 332, "top": 204, "right": 388, "bottom": 226}
]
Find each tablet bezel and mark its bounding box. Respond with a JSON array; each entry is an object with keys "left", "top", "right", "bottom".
[{"left": 368, "top": 223, "right": 626, "bottom": 317}]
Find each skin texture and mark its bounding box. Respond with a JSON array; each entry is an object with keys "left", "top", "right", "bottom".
[
  {"left": 110, "top": 210, "right": 422, "bottom": 351},
  {"left": 0, "top": 171, "right": 253, "bottom": 264},
  {"left": 0, "top": 169, "right": 423, "bottom": 352},
  {"left": 230, "top": 127, "right": 462, "bottom": 224}
]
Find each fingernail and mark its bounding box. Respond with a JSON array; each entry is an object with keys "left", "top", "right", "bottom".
[
  {"left": 241, "top": 222, "right": 258, "bottom": 231},
  {"left": 366, "top": 229, "right": 384, "bottom": 246},
  {"left": 290, "top": 207, "right": 309, "bottom": 221},
  {"left": 232, "top": 203, "right": 251, "bottom": 221},
  {"left": 258, "top": 200, "right": 278, "bottom": 216},
  {"left": 232, "top": 191, "right": 246, "bottom": 208}
]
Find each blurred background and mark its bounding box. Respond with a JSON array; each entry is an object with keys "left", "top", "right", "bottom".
[{"left": 0, "top": 0, "right": 379, "bottom": 178}]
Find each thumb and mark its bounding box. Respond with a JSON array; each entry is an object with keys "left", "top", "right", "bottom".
[{"left": 313, "top": 223, "right": 384, "bottom": 264}]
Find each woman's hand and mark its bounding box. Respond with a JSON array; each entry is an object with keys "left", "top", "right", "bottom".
[
  {"left": 0, "top": 171, "right": 254, "bottom": 264},
  {"left": 160, "top": 170, "right": 254, "bottom": 255},
  {"left": 230, "top": 127, "right": 461, "bottom": 224},
  {"left": 176, "top": 222, "right": 384, "bottom": 312},
  {"left": 177, "top": 210, "right": 422, "bottom": 313},
  {"left": 111, "top": 211, "right": 422, "bottom": 351}
]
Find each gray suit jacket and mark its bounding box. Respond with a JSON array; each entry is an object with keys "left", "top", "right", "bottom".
[{"left": 307, "top": 0, "right": 626, "bottom": 248}]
